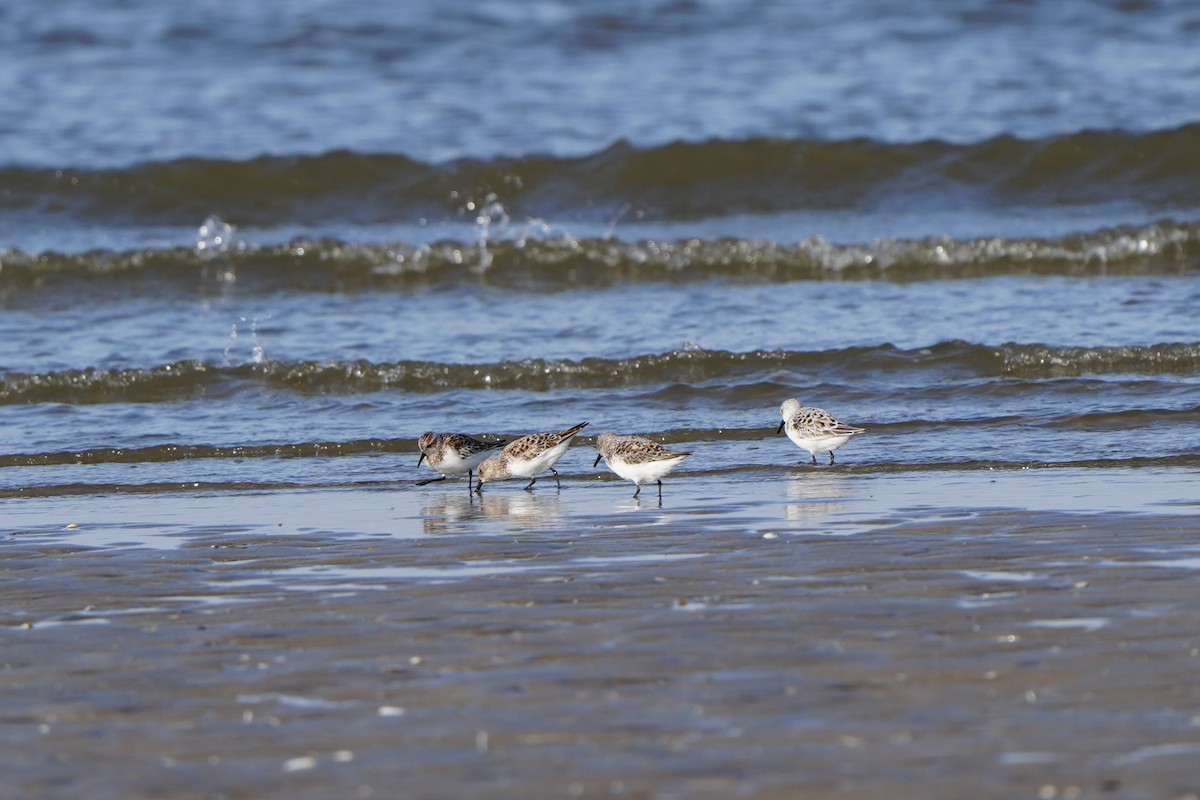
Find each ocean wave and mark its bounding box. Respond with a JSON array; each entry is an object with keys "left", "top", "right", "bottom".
[
  {"left": 2, "top": 343, "right": 1197, "bottom": 405},
  {"left": 0, "top": 439, "right": 402, "bottom": 469},
  {"left": 4, "top": 124, "right": 1200, "bottom": 227},
  {"left": 2, "top": 222, "right": 1197, "bottom": 297},
  {"left": 995, "top": 342, "right": 1200, "bottom": 378}
]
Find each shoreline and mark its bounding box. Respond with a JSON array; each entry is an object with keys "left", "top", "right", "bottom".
[
  {"left": 4, "top": 464, "right": 1196, "bottom": 550},
  {"left": 3, "top": 467, "right": 1200, "bottom": 797}
]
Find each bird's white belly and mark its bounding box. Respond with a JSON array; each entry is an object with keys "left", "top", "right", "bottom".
[
  {"left": 439, "top": 448, "right": 492, "bottom": 476},
  {"left": 787, "top": 430, "right": 852, "bottom": 454},
  {"left": 610, "top": 455, "right": 686, "bottom": 485},
  {"left": 510, "top": 440, "right": 571, "bottom": 477}
]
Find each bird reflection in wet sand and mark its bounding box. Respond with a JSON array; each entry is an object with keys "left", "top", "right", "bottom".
[
  {"left": 420, "top": 491, "right": 486, "bottom": 535},
  {"left": 420, "top": 489, "right": 560, "bottom": 533},
  {"left": 477, "top": 490, "right": 563, "bottom": 528},
  {"left": 784, "top": 472, "right": 853, "bottom": 526}
]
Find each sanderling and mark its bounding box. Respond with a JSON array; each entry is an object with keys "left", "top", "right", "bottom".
[
  {"left": 475, "top": 421, "right": 589, "bottom": 491},
  {"left": 416, "top": 432, "right": 506, "bottom": 489},
  {"left": 593, "top": 432, "right": 691, "bottom": 500},
  {"left": 777, "top": 398, "right": 865, "bottom": 465}
]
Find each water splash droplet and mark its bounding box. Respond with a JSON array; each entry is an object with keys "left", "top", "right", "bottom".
[{"left": 196, "top": 216, "right": 239, "bottom": 257}]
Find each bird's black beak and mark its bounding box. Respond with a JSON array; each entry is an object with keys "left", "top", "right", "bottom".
[
  {"left": 593, "top": 454, "right": 602, "bottom": 467},
  {"left": 417, "top": 452, "right": 426, "bottom": 467},
  {"left": 775, "top": 421, "right": 784, "bottom": 435}
]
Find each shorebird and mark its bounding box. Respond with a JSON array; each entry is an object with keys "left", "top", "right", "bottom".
[
  {"left": 416, "top": 432, "right": 505, "bottom": 489},
  {"left": 777, "top": 398, "right": 865, "bottom": 465},
  {"left": 593, "top": 432, "right": 690, "bottom": 500},
  {"left": 475, "top": 422, "right": 589, "bottom": 491}
]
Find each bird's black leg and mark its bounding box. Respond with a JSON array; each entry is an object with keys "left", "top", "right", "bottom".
[
  {"left": 524, "top": 477, "right": 537, "bottom": 491},
  {"left": 657, "top": 480, "right": 663, "bottom": 507},
  {"left": 466, "top": 470, "right": 474, "bottom": 490},
  {"left": 829, "top": 452, "right": 835, "bottom": 465},
  {"left": 550, "top": 468, "right": 561, "bottom": 489},
  {"left": 810, "top": 454, "right": 817, "bottom": 465},
  {"left": 633, "top": 484, "right": 641, "bottom": 498},
  {"left": 415, "top": 476, "right": 447, "bottom": 486}
]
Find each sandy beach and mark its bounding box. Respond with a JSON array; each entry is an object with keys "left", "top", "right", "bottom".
[{"left": 4, "top": 467, "right": 1200, "bottom": 799}]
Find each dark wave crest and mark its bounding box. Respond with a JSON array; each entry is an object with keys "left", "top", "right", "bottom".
[
  {"left": 0, "top": 439, "right": 403, "bottom": 470},
  {"left": 3, "top": 222, "right": 1197, "bottom": 299},
  {"left": 5, "top": 456, "right": 1200, "bottom": 494},
  {"left": 4, "top": 124, "right": 1200, "bottom": 226},
  {"left": 994, "top": 342, "right": 1200, "bottom": 378},
  {"left": 3, "top": 343, "right": 1197, "bottom": 405}
]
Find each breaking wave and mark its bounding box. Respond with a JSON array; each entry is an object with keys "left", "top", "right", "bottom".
[
  {"left": 2, "top": 222, "right": 1197, "bottom": 299},
  {"left": 3, "top": 342, "right": 1197, "bottom": 405}
]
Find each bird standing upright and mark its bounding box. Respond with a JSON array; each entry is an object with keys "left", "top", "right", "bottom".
[{"left": 777, "top": 398, "right": 864, "bottom": 465}]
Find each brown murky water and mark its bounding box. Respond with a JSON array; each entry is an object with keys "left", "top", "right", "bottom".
[{"left": 3, "top": 470, "right": 1200, "bottom": 799}]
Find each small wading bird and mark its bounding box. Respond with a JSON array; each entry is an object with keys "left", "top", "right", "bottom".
[
  {"left": 416, "top": 432, "right": 506, "bottom": 490},
  {"left": 475, "top": 422, "right": 589, "bottom": 492},
  {"left": 777, "top": 398, "right": 865, "bottom": 465},
  {"left": 593, "top": 432, "right": 691, "bottom": 500}
]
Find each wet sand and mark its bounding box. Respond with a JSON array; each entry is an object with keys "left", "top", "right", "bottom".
[{"left": 3, "top": 467, "right": 1200, "bottom": 799}]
